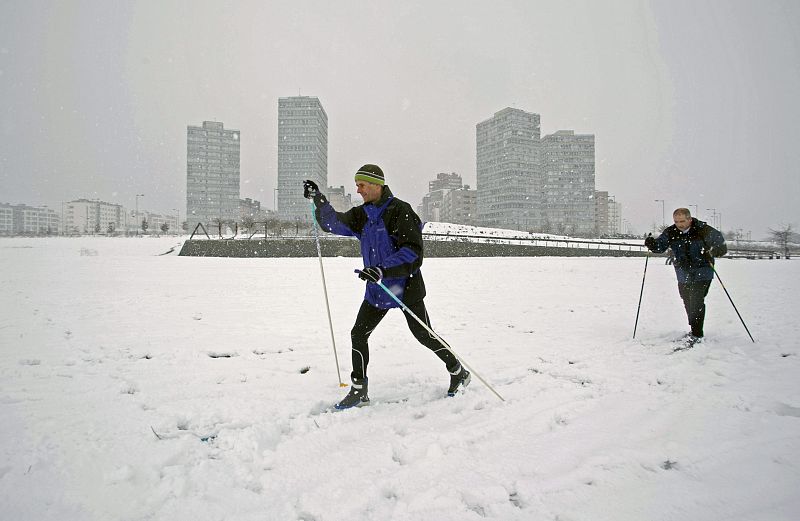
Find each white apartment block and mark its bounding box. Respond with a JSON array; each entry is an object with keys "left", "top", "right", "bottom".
[
  {"left": 418, "top": 173, "right": 477, "bottom": 226},
  {"left": 187, "top": 121, "right": 241, "bottom": 227},
  {"left": 0, "top": 203, "right": 60, "bottom": 235},
  {"left": 0, "top": 204, "right": 13, "bottom": 234},
  {"left": 429, "top": 172, "right": 463, "bottom": 192},
  {"left": 277, "top": 96, "right": 328, "bottom": 222},
  {"left": 594, "top": 192, "right": 623, "bottom": 236},
  {"left": 420, "top": 172, "right": 463, "bottom": 222},
  {"left": 541, "top": 130, "right": 596, "bottom": 237},
  {"left": 608, "top": 197, "right": 622, "bottom": 235},
  {"left": 476, "top": 108, "right": 542, "bottom": 231},
  {"left": 441, "top": 188, "right": 477, "bottom": 226},
  {"left": 326, "top": 186, "right": 358, "bottom": 212},
  {"left": 240, "top": 198, "right": 267, "bottom": 221},
  {"left": 133, "top": 210, "right": 179, "bottom": 234},
  {"left": 64, "top": 199, "right": 124, "bottom": 234},
  {"left": 595, "top": 191, "right": 610, "bottom": 236},
  {"left": 419, "top": 190, "right": 446, "bottom": 222}
]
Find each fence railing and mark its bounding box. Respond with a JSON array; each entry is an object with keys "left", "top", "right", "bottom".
[
  {"left": 421, "top": 232, "right": 648, "bottom": 252},
  {"left": 725, "top": 249, "right": 785, "bottom": 259},
  {"left": 185, "top": 223, "right": 786, "bottom": 259}
]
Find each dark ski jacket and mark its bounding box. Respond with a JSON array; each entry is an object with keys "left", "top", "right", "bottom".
[
  {"left": 649, "top": 218, "right": 727, "bottom": 283},
  {"left": 314, "top": 186, "right": 426, "bottom": 309}
]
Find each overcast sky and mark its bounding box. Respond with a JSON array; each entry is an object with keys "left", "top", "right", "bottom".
[{"left": 1, "top": 0, "right": 798, "bottom": 237}]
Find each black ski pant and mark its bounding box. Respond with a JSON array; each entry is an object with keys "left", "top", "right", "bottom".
[
  {"left": 678, "top": 279, "right": 712, "bottom": 337},
  {"left": 349, "top": 299, "right": 460, "bottom": 382}
]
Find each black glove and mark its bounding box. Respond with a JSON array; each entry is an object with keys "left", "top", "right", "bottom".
[
  {"left": 356, "top": 266, "right": 383, "bottom": 283},
  {"left": 303, "top": 180, "right": 319, "bottom": 199},
  {"left": 644, "top": 235, "right": 656, "bottom": 250},
  {"left": 303, "top": 179, "right": 328, "bottom": 206}
]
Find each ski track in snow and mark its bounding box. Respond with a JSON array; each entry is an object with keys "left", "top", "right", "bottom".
[{"left": 1, "top": 237, "right": 799, "bottom": 521}]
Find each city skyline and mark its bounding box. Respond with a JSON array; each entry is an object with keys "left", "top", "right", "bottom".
[{"left": 1, "top": 1, "right": 798, "bottom": 238}]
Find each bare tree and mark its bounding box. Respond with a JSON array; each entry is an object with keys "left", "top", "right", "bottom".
[
  {"left": 769, "top": 224, "right": 794, "bottom": 258},
  {"left": 242, "top": 216, "right": 255, "bottom": 233},
  {"left": 212, "top": 217, "right": 225, "bottom": 237},
  {"left": 272, "top": 218, "right": 284, "bottom": 237}
]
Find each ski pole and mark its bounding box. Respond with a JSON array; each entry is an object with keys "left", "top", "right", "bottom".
[
  {"left": 633, "top": 250, "right": 650, "bottom": 339},
  {"left": 309, "top": 201, "right": 347, "bottom": 387},
  {"left": 711, "top": 265, "right": 755, "bottom": 343},
  {"left": 359, "top": 271, "right": 505, "bottom": 402}
]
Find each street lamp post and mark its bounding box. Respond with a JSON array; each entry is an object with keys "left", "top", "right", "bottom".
[
  {"left": 654, "top": 199, "right": 665, "bottom": 228},
  {"left": 171, "top": 208, "right": 179, "bottom": 235},
  {"left": 135, "top": 194, "right": 144, "bottom": 236},
  {"left": 706, "top": 208, "right": 717, "bottom": 229}
]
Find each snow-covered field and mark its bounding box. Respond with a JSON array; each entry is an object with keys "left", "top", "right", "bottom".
[{"left": 1, "top": 237, "right": 798, "bottom": 521}]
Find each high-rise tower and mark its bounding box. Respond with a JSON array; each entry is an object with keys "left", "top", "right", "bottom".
[
  {"left": 475, "top": 108, "right": 541, "bottom": 230},
  {"left": 186, "top": 121, "right": 240, "bottom": 228},
  {"left": 277, "top": 96, "right": 328, "bottom": 222},
  {"left": 541, "top": 130, "right": 595, "bottom": 236}
]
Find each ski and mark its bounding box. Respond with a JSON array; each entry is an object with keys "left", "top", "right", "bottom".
[
  {"left": 669, "top": 336, "right": 702, "bottom": 354},
  {"left": 639, "top": 334, "right": 704, "bottom": 354},
  {"left": 322, "top": 390, "right": 471, "bottom": 414},
  {"left": 150, "top": 426, "right": 217, "bottom": 442}
]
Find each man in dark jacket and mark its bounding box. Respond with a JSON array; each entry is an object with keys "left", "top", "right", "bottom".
[
  {"left": 303, "top": 164, "right": 470, "bottom": 409},
  {"left": 645, "top": 207, "right": 727, "bottom": 344}
]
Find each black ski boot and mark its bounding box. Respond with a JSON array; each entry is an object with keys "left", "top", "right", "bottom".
[
  {"left": 447, "top": 366, "right": 471, "bottom": 397},
  {"left": 334, "top": 377, "right": 370, "bottom": 410},
  {"left": 685, "top": 334, "right": 703, "bottom": 347},
  {"left": 674, "top": 334, "right": 703, "bottom": 352}
]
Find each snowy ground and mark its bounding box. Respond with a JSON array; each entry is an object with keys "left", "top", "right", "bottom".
[{"left": 1, "top": 237, "right": 798, "bottom": 521}]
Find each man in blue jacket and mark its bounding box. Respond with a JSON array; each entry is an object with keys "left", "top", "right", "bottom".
[
  {"left": 303, "top": 164, "right": 470, "bottom": 409},
  {"left": 645, "top": 207, "right": 727, "bottom": 345}
]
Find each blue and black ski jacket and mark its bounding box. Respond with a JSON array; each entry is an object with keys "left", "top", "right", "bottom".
[
  {"left": 649, "top": 218, "right": 727, "bottom": 283},
  {"left": 314, "top": 186, "right": 426, "bottom": 309}
]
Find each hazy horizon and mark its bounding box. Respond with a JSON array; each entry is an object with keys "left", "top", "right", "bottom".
[{"left": 2, "top": 0, "right": 798, "bottom": 238}]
